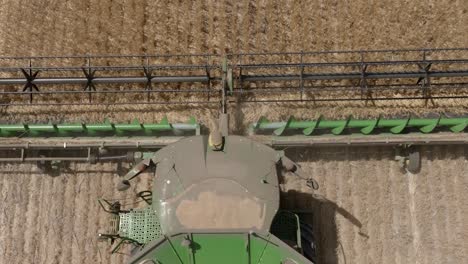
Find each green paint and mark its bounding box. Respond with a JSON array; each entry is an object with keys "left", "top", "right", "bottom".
[
  {"left": 0, "top": 116, "right": 199, "bottom": 137},
  {"left": 253, "top": 116, "right": 468, "bottom": 136},
  {"left": 131, "top": 233, "right": 311, "bottom": 264}
]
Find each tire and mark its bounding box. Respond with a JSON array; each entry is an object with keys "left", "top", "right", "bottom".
[
  {"left": 300, "top": 222, "right": 317, "bottom": 263},
  {"left": 117, "top": 180, "right": 131, "bottom": 191},
  {"left": 407, "top": 150, "right": 421, "bottom": 174}
]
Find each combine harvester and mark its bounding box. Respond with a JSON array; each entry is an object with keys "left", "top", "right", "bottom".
[{"left": 0, "top": 48, "right": 467, "bottom": 263}]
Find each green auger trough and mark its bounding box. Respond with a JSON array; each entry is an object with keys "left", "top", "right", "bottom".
[
  {"left": 251, "top": 116, "right": 468, "bottom": 136},
  {"left": 0, "top": 117, "right": 200, "bottom": 137}
]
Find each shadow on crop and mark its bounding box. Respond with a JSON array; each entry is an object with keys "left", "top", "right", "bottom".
[{"left": 280, "top": 189, "right": 364, "bottom": 264}]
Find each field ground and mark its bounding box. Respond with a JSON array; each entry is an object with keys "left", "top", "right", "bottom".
[{"left": 0, "top": 1, "right": 467, "bottom": 263}]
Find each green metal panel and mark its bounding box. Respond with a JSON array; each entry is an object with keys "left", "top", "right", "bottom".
[
  {"left": 252, "top": 115, "right": 468, "bottom": 136},
  {"left": 0, "top": 116, "right": 199, "bottom": 137},
  {"left": 252, "top": 235, "right": 281, "bottom": 263},
  {"left": 191, "top": 234, "right": 248, "bottom": 264},
  {"left": 144, "top": 236, "right": 186, "bottom": 264},
  {"left": 129, "top": 232, "right": 313, "bottom": 264}
]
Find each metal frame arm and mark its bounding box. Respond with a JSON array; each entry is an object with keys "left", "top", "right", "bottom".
[{"left": 117, "top": 158, "right": 153, "bottom": 191}]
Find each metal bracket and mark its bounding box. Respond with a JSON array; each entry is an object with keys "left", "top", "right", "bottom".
[
  {"left": 359, "top": 52, "right": 374, "bottom": 106},
  {"left": 143, "top": 66, "right": 153, "bottom": 101},
  {"left": 82, "top": 67, "right": 97, "bottom": 102},
  {"left": 417, "top": 62, "right": 434, "bottom": 106},
  {"left": 205, "top": 65, "right": 211, "bottom": 101},
  {"left": 21, "top": 60, "right": 40, "bottom": 103},
  {"left": 117, "top": 158, "right": 153, "bottom": 191},
  {"left": 280, "top": 155, "right": 319, "bottom": 190},
  {"left": 299, "top": 51, "right": 305, "bottom": 101}
]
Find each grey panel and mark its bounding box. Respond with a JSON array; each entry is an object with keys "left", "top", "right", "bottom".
[{"left": 151, "top": 135, "right": 281, "bottom": 234}]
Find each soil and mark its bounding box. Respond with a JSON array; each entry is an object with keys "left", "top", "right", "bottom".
[
  {"left": 0, "top": 1, "right": 467, "bottom": 264},
  {"left": 283, "top": 146, "right": 468, "bottom": 264}
]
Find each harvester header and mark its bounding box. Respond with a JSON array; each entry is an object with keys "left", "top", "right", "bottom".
[
  {"left": 0, "top": 48, "right": 467, "bottom": 107},
  {"left": 0, "top": 48, "right": 467, "bottom": 264}
]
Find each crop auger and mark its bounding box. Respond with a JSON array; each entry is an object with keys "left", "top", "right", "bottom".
[{"left": 0, "top": 48, "right": 467, "bottom": 263}]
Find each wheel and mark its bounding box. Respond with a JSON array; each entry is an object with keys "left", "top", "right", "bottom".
[
  {"left": 300, "top": 222, "right": 317, "bottom": 263},
  {"left": 117, "top": 180, "right": 131, "bottom": 191},
  {"left": 406, "top": 150, "right": 421, "bottom": 174}
]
